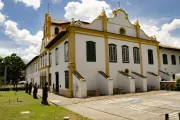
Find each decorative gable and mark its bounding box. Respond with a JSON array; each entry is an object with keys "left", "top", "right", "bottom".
[{"left": 69, "top": 8, "right": 157, "bottom": 41}]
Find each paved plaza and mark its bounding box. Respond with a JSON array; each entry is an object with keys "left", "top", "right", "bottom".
[{"left": 38, "top": 90, "right": 180, "bottom": 120}]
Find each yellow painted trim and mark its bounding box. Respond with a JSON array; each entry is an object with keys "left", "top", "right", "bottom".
[
  {"left": 75, "top": 31, "right": 104, "bottom": 38},
  {"left": 40, "top": 49, "right": 47, "bottom": 57},
  {"left": 139, "top": 41, "right": 143, "bottom": 75},
  {"left": 48, "top": 33, "right": 69, "bottom": 51},
  {"left": 59, "top": 89, "right": 72, "bottom": 98},
  {"left": 74, "top": 27, "right": 159, "bottom": 45},
  {"left": 38, "top": 65, "right": 50, "bottom": 71},
  {"left": 157, "top": 44, "right": 161, "bottom": 71},
  {"left": 68, "top": 27, "right": 76, "bottom": 97},
  {"left": 104, "top": 36, "right": 109, "bottom": 75}
]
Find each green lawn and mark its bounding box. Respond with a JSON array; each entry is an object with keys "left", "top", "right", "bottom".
[{"left": 0, "top": 91, "right": 90, "bottom": 120}]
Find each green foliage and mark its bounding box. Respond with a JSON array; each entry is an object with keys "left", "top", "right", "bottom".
[
  {"left": 176, "top": 78, "right": 180, "bottom": 91},
  {"left": 0, "top": 53, "right": 26, "bottom": 83},
  {"left": 176, "top": 78, "right": 180, "bottom": 85},
  {"left": 125, "top": 68, "right": 129, "bottom": 74},
  {"left": 0, "top": 92, "right": 90, "bottom": 120},
  {"left": 0, "top": 77, "right": 4, "bottom": 86}
]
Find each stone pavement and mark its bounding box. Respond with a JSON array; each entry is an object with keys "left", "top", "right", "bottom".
[{"left": 37, "top": 90, "right": 180, "bottom": 120}]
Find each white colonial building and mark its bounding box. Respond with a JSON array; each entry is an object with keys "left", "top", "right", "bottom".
[{"left": 24, "top": 8, "right": 180, "bottom": 98}]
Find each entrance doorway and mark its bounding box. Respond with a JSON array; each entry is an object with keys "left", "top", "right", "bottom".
[{"left": 55, "top": 72, "right": 59, "bottom": 93}]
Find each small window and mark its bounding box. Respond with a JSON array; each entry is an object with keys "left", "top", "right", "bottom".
[
  {"left": 45, "top": 53, "right": 47, "bottom": 66},
  {"left": 49, "top": 73, "right": 51, "bottom": 86},
  {"left": 42, "top": 55, "right": 44, "bottom": 67},
  {"left": 148, "top": 49, "right": 154, "bottom": 64},
  {"left": 65, "top": 71, "right": 69, "bottom": 89},
  {"left": 64, "top": 41, "right": 68, "bottom": 62},
  {"left": 55, "top": 48, "right": 59, "bottom": 65},
  {"left": 49, "top": 53, "right": 51, "bottom": 67},
  {"left": 55, "top": 27, "right": 59, "bottom": 34},
  {"left": 133, "top": 47, "right": 140, "bottom": 64},
  {"left": 120, "top": 28, "right": 126, "bottom": 35},
  {"left": 171, "top": 55, "right": 176, "bottom": 65},
  {"left": 162, "top": 54, "right": 168, "bottom": 64},
  {"left": 86, "top": 41, "right": 96, "bottom": 62},
  {"left": 122, "top": 45, "right": 129, "bottom": 63},
  {"left": 109, "top": 44, "right": 117, "bottom": 62}
]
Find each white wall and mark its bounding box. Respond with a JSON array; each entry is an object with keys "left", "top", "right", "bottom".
[
  {"left": 73, "top": 74, "right": 87, "bottom": 98},
  {"left": 81, "top": 19, "right": 102, "bottom": 31},
  {"left": 147, "top": 73, "right": 161, "bottom": 90},
  {"left": 75, "top": 34, "right": 106, "bottom": 90},
  {"left": 159, "top": 71, "right": 172, "bottom": 81},
  {"left": 141, "top": 44, "right": 158, "bottom": 76},
  {"left": 49, "top": 38, "right": 69, "bottom": 91},
  {"left": 108, "top": 38, "right": 140, "bottom": 88},
  {"left": 107, "top": 10, "right": 136, "bottom": 37},
  {"left": 97, "top": 73, "right": 113, "bottom": 95},
  {"left": 131, "top": 73, "right": 147, "bottom": 92},
  {"left": 139, "top": 30, "right": 151, "bottom": 40},
  {"left": 160, "top": 49, "right": 180, "bottom": 75},
  {"left": 116, "top": 73, "right": 135, "bottom": 93},
  {"left": 25, "top": 60, "right": 39, "bottom": 86}
]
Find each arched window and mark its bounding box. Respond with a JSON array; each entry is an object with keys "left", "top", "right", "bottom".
[
  {"left": 171, "top": 55, "right": 176, "bottom": 65},
  {"left": 133, "top": 47, "right": 140, "bottom": 63},
  {"left": 119, "top": 27, "right": 126, "bottom": 35},
  {"left": 148, "top": 49, "right": 154, "bottom": 64},
  {"left": 86, "top": 41, "right": 96, "bottom": 62},
  {"left": 64, "top": 41, "right": 68, "bottom": 62},
  {"left": 162, "top": 54, "right": 168, "bottom": 64},
  {"left": 122, "top": 45, "right": 129, "bottom": 63},
  {"left": 109, "top": 44, "right": 117, "bottom": 62},
  {"left": 55, "top": 27, "right": 59, "bottom": 34}
]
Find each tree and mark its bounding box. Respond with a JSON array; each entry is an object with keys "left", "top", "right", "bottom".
[
  {"left": 0, "top": 77, "right": 4, "bottom": 86},
  {"left": 0, "top": 56, "right": 4, "bottom": 77},
  {"left": 1, "top": 53, "right": 25, "bottom": 84}
]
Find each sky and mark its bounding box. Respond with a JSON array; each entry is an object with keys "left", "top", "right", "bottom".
[{"left": 0, "top": 0, "right": 180, "bottom": 63}]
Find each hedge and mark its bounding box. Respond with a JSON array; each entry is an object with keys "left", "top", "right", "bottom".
[{"left": 0, "top": 87, "right": 26, "bottom": 92}]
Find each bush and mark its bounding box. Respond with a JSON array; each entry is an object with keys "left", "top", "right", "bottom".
[
  {"left": 124, "top": 68, "right": 129, "bottom": 75},
  {"left": 0, "top": 88, "right": 10, "bottom": 91},
  {"left": 0, "top": 77, "right": 4, "bottom": 86},
  {"left": 0, "top": 87, "right": 25, "bottom": 92},
  {"left": 176, "top": 78, "right": 180, "bottom": 91}
]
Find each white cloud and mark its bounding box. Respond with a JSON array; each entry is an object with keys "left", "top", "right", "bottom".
[
  {"left": 64, "top": 0, "right": 112, "bottom": 22},
  {"left": 161, "top": 19, "right": 180, "bottom": 31},
  {"left": 0, "top": 0, "right": 4, "bottom": 10},
  {"left": 4, "top": 20, "right": 43, "bottom": 45},
  {"left": 52, "top": 0, "right": 63, "bottom": 4},
  {"left": 2, "top": 20, "right": 42, "bottom": 61},
  {"left": 140, "top": 19, "right": 180, "bottom": 47},
  {"left": 0, "top": 44, "right": 40, "bottom": 63},
  {"left": 0, "top": 12, "right": 6, "bottom": 23},
  {"left": 14, "top": 0, "right": 41, "bottom": 10},
  {"left": 126, "top": 1, "right": 131, "bottom": 5}
]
